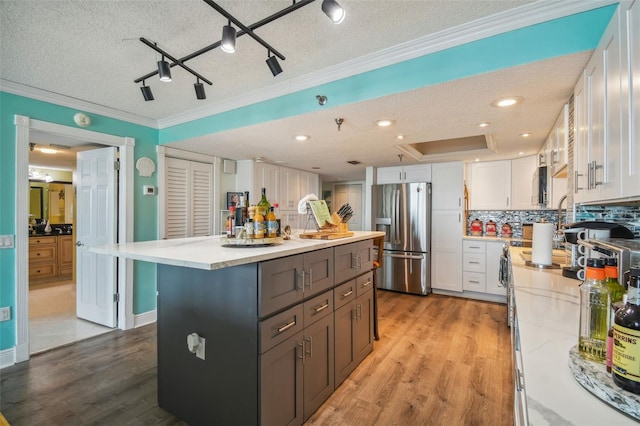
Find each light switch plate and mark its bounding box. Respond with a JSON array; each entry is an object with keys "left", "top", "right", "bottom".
[
  {"left": 0, "top": 235, "right": 14, "bottom": 249},
  {"left": 0, "top": 307, "right": 11, "bottom": 322}
]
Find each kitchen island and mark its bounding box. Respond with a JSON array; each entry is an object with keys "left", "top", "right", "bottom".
[
  {"left": 92, "top": 231, "right": 384, "bottom": 426},
  {"left": 510, "top": 246, "right": 638, "bottom": 425}
]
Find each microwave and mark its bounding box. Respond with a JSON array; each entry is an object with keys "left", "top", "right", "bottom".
[
  {"left": 531, "top": 166, "right": 548, "bottom": 206},
  {"left": 579, "top": 238, "right": 640, "bottom": 285}
]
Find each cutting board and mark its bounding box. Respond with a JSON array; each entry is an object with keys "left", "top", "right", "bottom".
[{"left": 299, "top": 231, "right": 354, "bottom": 240}]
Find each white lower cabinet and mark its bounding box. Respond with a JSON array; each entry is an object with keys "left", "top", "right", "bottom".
[{"left": 462, "top": 240, "right": 506, "bottom": 298}]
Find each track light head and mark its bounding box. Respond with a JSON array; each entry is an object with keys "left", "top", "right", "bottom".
[
  {"left": 322, "top": 0, "right": 345, "bottom": 24},
  {"left": 194, "top": 80, "right": 206, "bottom": 100},
  {"left": 157, "top": 57, "right": 172, "bottom": 82},
  {"left": 221, "top": 23, "right": 236, "bottom": 53},
  {"left": 266, "top": 54, "right": 283, "bottom": 77},
  {"left": 140, "top": 82, "right": 154, "bottom": 101}
]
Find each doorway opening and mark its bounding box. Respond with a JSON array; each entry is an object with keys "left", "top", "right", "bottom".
[{"left": 14, "top": 115, "right": 135, "bottom": 363}]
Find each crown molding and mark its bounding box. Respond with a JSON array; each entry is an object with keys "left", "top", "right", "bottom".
[
  {"left": 0, "top": 79, "right": 158, "bottom": 129},
  {"left": 157, "top": 0, "right": 617, "bottom": 129}
]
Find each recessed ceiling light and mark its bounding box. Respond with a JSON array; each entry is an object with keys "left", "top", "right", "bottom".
[
  {"left": 477, "top": 122, "right": 491, "bottom": 128},
  {"left": 39, "top": 148, "right": 57, "bottom": 154},
  {"left": 295, "top": 135, "right": 310, "bottom": 141},
  {"left": 491, "top": 96, "right": 524, "bottom": 108},
  {"left": 396, "top": 135, "right": 405, "bottom": 140},
  {"left": 475, "top": 158, "right": 480, "bottom": 162},
  {"left": 518, "top": 151, "right": 525, "bottom": 155},
  {"left": 520, "top": 132, "right": 532, "bottom": 138},
  {"left": 375, "top": 119, "right": 395, "bottom": 127}
]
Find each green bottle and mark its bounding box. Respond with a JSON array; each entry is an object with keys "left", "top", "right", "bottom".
[
  {"left": 257, "top": 187, "right": 270, "bottom": 216},
  {"left": 605, "top": 258, "right": 625, "bottom": 303}
]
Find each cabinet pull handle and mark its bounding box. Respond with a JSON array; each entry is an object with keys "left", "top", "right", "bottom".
[
  {"left": 362, "top": 279, "right": 372, "bottom": 288},
  {"left": 357, "top": 304, "right": 362, "bottom": 320},
  {"left": 277, "top": 320, "right": 296, "bottom": 334},
  {"left": 342, "top": 290, "right": 353, "bottom": 297},
  {"left": 298, "top": 341, "right": 305, "bottom": 363},
  {"left": 351, "top": 255, "right": 357, "bottom": 270},
  {"left": 593, "top": 160, "right": 603, "bottom": 186},
  {"left": 574, "top": 170, "right": 583, "bottom": 193},
  {"left": 352, "top": 307, "right": 357, "bottom": 320},
  {"left": 306, "top": 337, "right": 313, "bottom": 358},
  {"left": 469, "top": 246, "right": 480, "bottom": 249},
  {"left": 469, "top": 280, "right": 480, "bottom": 284},
  {"left": 357, "top": 255, "right": 362, "bottom": 270},
  {"left": 469, "top": 261, "right": 480, "bottom": 264},
  {"left": 314, "top": 303, "right": 330, "bottom": 313},
  {"left": 306, "top": 269, "right": 313, "bottom": 290},
  {"left": 506, "top": 197, "right": 509, "bottom": 206},
  {"left": 516, "top": 369, "right": 525, "bottom": 391}
]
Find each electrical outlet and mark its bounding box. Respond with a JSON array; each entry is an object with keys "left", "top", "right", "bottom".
[{"left": 0, "top": 307, "right": 11, "bottom": 322}]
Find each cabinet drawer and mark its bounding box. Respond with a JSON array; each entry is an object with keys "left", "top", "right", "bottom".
[
  {"left": 463, "top": 253, "right": 486, "bottom": 273},
  {"left": 29, "top": 262, "right": 57, "bottom": 280},
  {"left": 356, "top": 271, "right": 374, "bottom": 297},
  {"left": 260, "top": 304, "right": 304, "bottom": 354},
  {"left": 58, "top": 266, "right": 73, "bottom": 277},
  {"left": 463, "top": 240, "right": 486, "bottom": 253},
  {"left": 303, "top": 290, "right": 333, "bottom": 327},
  {"left": 463, "top": 271, "right": 486, "bottom": 292},
  {"left": 334, "top": 243, "right": 357, "bottom": 284},
  {"left": 259, "top": 255, "right": 304, "bottom": 318},
  {"left": 29, "top": 236, "right": 57, "bottom": 247},
  {"left": 304, "top": 248, "right": 334, "bottom": 298},
  {"left": 29, "top": 246, "right": 57, "bottom": 262},
  {"left": 334, "top": 279, "right": 356, "bottom": 310}
]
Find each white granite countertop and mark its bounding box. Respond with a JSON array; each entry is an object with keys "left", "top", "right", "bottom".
[
  {"left": 510, "top": 246, "right": 637, "bottom": 425},
  {"left": 90, "top": 231, "right": 385, "bottom": 270}
]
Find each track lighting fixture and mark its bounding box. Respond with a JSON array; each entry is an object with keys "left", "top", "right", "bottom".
[
  {"left": 316, "top": 95, "right": 327, "bottom": 106},
  {"left": 157, "top": 56, "right": 172, "bottom": 82},
  {"left": 194, "top": 79, "right": 206, "bottom": 100},
  {"left": 266, "top": 52, "right": 283, "bottom": 77},
  {"left": 140, "top": 80, "right": 154, "bottom": 101},
  {"left": 336, "top": 118, "right": 344, "bottom": 131},
  {"left": 221, "top": 21, "right": 236, "bottom": 53},
  {"left": 322, "top": 0, "right": 346, "bottom": 24}
]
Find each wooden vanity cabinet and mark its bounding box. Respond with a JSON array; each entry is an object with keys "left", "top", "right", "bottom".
[
  {"left": 29, "top": 236, "right": 58, "bottom": 282},
  {"left": 58, "top": 235, "right": 73, "bottom": 277}
]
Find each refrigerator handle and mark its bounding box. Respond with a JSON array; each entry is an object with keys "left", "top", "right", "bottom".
[
  {"left": 390, "top": 189, "right": 396, "bottom": 244},
  {"left": 394, "top": 188, "right": 401, "bottom": 245}
]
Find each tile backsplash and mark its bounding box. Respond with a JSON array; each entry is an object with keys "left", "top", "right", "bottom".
[
  {"left": 575, "top": 205, "right": 640, "bottom": 237},
  {"left": 466, "top": 210, "right": 559, "bottom": 238}
]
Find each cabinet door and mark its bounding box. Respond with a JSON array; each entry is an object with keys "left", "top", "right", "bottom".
[
  {"left": 510, "top": 155, "right": 537, "bottom": 209},
  {"left": 303, "top": 314, "right": 335, "bottom": 421},
  {"left": 279, "top": 167, "right": 301, "bottom": 210},
  {"left": 573, "top": 71, "right": 588, "bottom": 202},
  {"left": 431, "top": 162, "right": 464, "bottom": 210},
  {"left": 431, "top": 210, "right": 462, "bottom": 292},
  {"left": 357, "top": 240, "right": 374, "bottom": 274},
  {"left": 402, "top": 164, "right": 432, "bottom": 182},
  {"left": 469, "top": 160, "right": 511, "bottom": 209},
  {"left": 259, "top": 255, "right": 304, "bottom": 318},
  {"left": 334, "top": 301, "right": 356, "bottom": 386},
  {"left": 376, "top": 166, "right": 403, "bottom": 184},
  {"left": 300, "top": 171, "right": 319, "bottom": 201},
  {"left": 354, "top": 290, "right": 373, "bottom": 365},
  {"left": 304, "top": 248, "right": 334, "bottom": 297},
  {"left": 334, "top": 243, "right": 357, "bottom": 284},
  {"left": 254, "top": 162, "right": 279, "bottom": 205},
  {"left": 621, "top": 1, "right": 640, "bottom": 198},
  {"left": 485, "top": 241, "right": 506, "bottom": 296},
  {"left": 260, "top": 331, "right": 304, "bottom": 426}
]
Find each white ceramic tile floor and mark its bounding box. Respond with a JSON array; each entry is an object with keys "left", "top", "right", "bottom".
[{"left": 29, "top": 281, "right": 113, "bottom": 354}]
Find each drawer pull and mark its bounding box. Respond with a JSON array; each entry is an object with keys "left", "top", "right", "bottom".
[
  {"left": 469, "top": 246, "right": 480, "bottom": 249},
  {"left": 362, "top": 279, "right": 372, "bottom": 287},
  {"left": 277, "top": 320, "right": 296, "bottom": 334},
  {"left": 468, "top": 261, "right": 480, "bottom": 264},
  {"left": 314, "top": 303, "right": 329, "bottom": 313},
  {"left": 469, "top": 280, "right": 480, "bottom": 284},
  {"left": 342, "top": 290, "right": 353, "bottom": 297}
]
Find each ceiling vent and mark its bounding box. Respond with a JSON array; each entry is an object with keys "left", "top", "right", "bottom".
[{"left": 346, "top": 160, "right": 361, "bottom": 165}]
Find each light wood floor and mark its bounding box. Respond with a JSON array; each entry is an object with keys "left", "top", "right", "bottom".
[{"left": 1, "top": 291, "right": 512, "bottom": 425}]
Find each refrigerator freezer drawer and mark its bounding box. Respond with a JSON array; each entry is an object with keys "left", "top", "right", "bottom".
[{"left": 377, "top": 251, "right": 431, "bottom": 295}]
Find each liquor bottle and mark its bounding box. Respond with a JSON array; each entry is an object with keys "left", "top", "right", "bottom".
[
  {"left": 607, "top": 297, "right": 627, "bottom": 373},
  {"left": 254, "top": 207, "right": 265, "bottom": 239},
  {"left": 245, "top": 218, "right": 255, "bottom": 239},
  {"left": 273, "top": 203, "right": 281, "bottom": 237},
  {"left": 612, "top": 267, "right": 640, "bottom": 394},
  {"left": 226, "top": 206, "right": 236, "bottom": 237},
  {"left": 257, "top": 188, "right": 270, "bottom": 216},
  {"left": 578, "top": 258, "right": 611, "bottom": 363},
  {"left": 266, "top": 206, "right": 277, "bottom": 238},
  {"left": 605, "top": 258, "right": 625, "bottom": 302},
  {"left": 238, "top": 195, "right": 247, "bottom": 225}
]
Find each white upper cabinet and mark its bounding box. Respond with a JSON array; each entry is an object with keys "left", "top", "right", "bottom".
[
  {"left": 278, "top": 168, "right": 301, "bottom": 210},
  {"left": 469, "top": 160, "right": 511, "bottom": 210},
  {"left": 510, "top": 155, "right": 537, "bottom": 209},
  {"left": 431, "top": 162, "right": 464, "bottom": 210},
  {"left": 549, "top": 104, "right": 569, "bottom": 177},
  {"left": 620, "top": 0, "right": 640, "bottom": 198},
  {"left": 376, "top": 164, "right": 431, "bottom": 184}
]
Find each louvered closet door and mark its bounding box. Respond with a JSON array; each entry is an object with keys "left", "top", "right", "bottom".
[{"left": 165, "top": 157, "right": 213, "bottom": 239}]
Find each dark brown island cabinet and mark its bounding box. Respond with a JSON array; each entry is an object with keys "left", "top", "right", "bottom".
[{"left": 156, "top": 238, "right": 375, "bottom": 425}]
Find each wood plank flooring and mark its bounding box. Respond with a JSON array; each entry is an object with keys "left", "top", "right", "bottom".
[{"left": 0, "top": 291, "right": 512, "bottom": 425}]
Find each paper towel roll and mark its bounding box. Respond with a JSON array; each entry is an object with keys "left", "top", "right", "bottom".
[{"left": 532, "top": 223, "right": 554, "bottom": 265}]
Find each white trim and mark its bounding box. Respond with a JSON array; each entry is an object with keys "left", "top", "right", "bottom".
[
  {"left": 1, "top": 80, "right": 157, "bottom": 129},
  {"left": 156, "top": 0, "right": 618, "bottom": 128},
  {"left": 133, "top": 310, "right": 157, "bottom": 328},
  {"left": 0, "top": 347, "right": 15, "bottom": 369},
  {"left": 432, "top": 289, "right": 507, "bottom": 304},
  {"left": 14, "top": 115, "right": 135, "bottom": 364},
  {"left": 1, "top": 1, "right": 617, "bottom": 132}
]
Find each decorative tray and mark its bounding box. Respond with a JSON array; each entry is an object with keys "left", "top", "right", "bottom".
[{"left": 221, "top": 237, "right": 283, "bottom": 248}]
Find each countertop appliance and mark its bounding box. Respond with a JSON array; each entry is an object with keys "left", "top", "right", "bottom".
[
  {"left": 578, "top": 238, "right": 640, "bottom": 285},
  {"left": 372, "top": 182, "right": 431, "bottom": 295}
]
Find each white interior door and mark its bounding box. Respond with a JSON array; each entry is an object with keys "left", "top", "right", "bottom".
[{"left": 76, "top": 147, "right": 118, "bottom": 327}]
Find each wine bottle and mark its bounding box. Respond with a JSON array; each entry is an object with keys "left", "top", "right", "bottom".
[
  {"left": 257, "top": 188, "right": 270, "bottom": 216},
  {"left": 578, "top": 258, "right": 610, "bottom": 363},
  {"left": 612, "top": 267, "right": 640, "bottom": 394}
]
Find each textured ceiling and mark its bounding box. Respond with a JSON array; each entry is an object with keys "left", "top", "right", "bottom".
[{"left": 0, "top": 1, "right": 608, "bottom": 181}]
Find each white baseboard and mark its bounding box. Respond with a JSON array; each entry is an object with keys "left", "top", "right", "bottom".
[
  {"left": 0, "top": 347, "right": 15, "bottom": 369},
  {"left": 432, "top": 289, "right": 507, "bottom": 304},
  {"left": 134, "top": 310, "right": 157, "bottom": 328}
]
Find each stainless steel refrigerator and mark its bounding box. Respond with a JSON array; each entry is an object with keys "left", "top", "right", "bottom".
[{"left": 372, "top": 182, "right": 431, "bottom": 295}]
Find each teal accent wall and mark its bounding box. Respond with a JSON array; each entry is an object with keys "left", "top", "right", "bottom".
[
  {"left": 159, "top": 5, "right": 616, "bottom": 144},
  {"left": 0, "top": 92, "right": 159, "bottom": 351}
]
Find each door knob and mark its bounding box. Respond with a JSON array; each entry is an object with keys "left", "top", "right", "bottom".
[{"left": 75, "top": 241, "right": 84, "bottom": 247}]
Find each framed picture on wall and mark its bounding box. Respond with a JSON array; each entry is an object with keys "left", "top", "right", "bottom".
[{"left": 227, "top": 192, "right": 243, "bottom": 208}]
